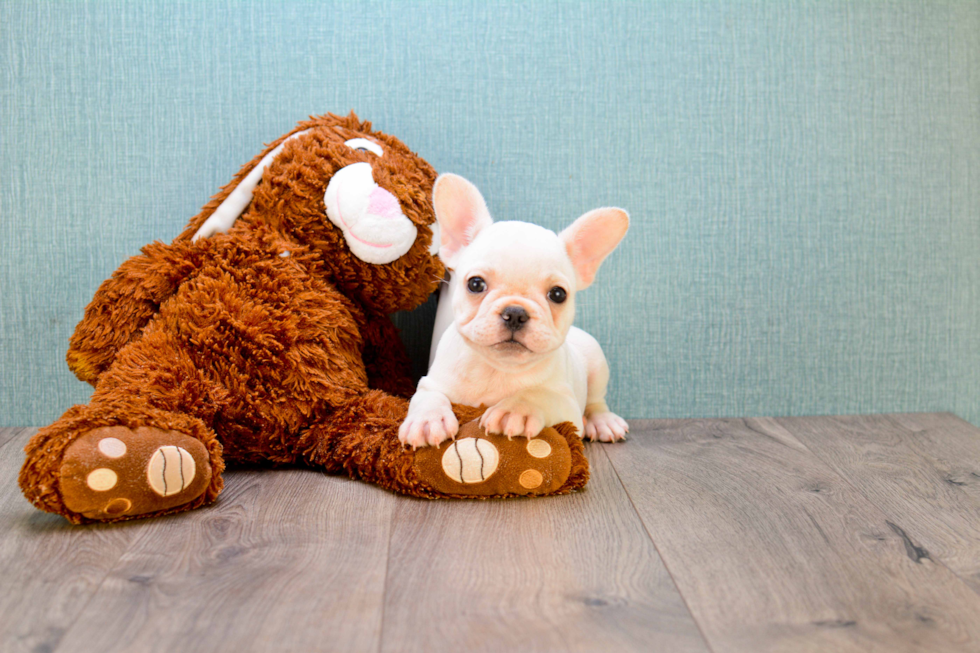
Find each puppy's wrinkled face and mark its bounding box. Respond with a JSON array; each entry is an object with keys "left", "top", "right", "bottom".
[
  {"left": 452, "top": 222, "right": 577, "bottom": 366},
  {"left": 433, "top": 172, "right": 628, "bottom": 368}
]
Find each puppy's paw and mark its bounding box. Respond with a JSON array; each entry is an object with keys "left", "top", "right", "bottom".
[
  {"left": 480, "top": 398, "right": 546, "bottom": 439},
  {"left": 399, "top": 406, "right": 459, "bottom": 449},
  {"left": 584, "top": 412, "right": 629, "bottom": 442}
]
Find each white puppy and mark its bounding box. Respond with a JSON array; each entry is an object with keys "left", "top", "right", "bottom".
[{"left": 398, "top": 173, "right": 630, "bottom": 449}]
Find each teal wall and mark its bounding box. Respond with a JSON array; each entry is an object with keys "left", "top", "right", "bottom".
[{"left": 2, "top": 1, "right": 978, "bottom": 427}]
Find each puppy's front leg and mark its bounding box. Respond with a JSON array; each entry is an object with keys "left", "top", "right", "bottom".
[
  {"left": 399, "top": 380, "right": 459, "bottom": 449},
  {"left": 481, "top": 387, "right": 582, "bottom": 439}
]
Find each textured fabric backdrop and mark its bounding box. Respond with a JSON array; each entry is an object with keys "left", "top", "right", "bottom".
[{"left": 2, "top": 1, "right": 978, "bottom": 427}]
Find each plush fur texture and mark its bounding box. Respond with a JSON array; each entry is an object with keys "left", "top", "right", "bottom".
[{"left": 20, "top": 113, "right": 588, "bottom": 524}]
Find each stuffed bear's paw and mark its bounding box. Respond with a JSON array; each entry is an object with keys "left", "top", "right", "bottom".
[
  {"left": 479, "top": 398, "right": 546, "bottom": 439},
  {"left": 59, "top": 425, "right": 213, "bottom": 521},
  {"left": 399, "top": 405, "right": 459, "bottom": 449},
  {"left": 584, "top": 411, "right": 629, "bottom": 442},
  {"left": 413, "top": 420, "right": 573, "bottom": 497}
]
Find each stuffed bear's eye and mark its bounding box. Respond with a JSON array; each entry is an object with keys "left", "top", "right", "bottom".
[
  {"left": 467, "top": 277, "right": 487, "bottom": 294},
  {"left": 548, "top": 287, "right": 567, "bottom": 304},
  {"left": 344, "top": 138, "right": 383, "bottom": 157}
]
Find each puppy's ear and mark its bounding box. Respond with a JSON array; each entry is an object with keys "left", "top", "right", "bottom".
[
  {"left": 560, "top": 208, "right": 629, "bottom": 290},
  {"left": 433, "top": 173, "right": 494, "bottom": 269}
]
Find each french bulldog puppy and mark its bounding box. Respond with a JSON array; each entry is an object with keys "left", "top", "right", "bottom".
[{"left": 398, "top": 173, "right": 629, "bottom": 449}]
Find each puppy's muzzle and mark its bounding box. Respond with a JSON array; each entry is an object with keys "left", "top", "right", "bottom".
[{"left": 501, "top": 306, "right": 530, "bottom": 332}]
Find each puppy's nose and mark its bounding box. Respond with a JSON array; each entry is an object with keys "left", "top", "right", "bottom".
[{"left": 501, "top": 306, "right": 530, "bottom": 332}]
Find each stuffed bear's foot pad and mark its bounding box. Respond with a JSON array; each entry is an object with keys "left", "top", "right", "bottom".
[
  {"left": 59, "top": 426, "right": 211, "bottom": 520},
  {"left": 414, "top": 420, "right": 571, "bottom": 497}
]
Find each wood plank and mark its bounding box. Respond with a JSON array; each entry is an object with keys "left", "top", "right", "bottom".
[
  {"left": 380, "top": 442, "right": 711, "bottom": 653},
  {"left": 774, "top": 413, "right": 980, "bottom": 594},
  {"left": 0, "top": 429, "right": 138, "bottom": 653},
  {"left": 0, "top": 427, "right": 32, "bottom": 448},
  {"left": 606, "top": 418, "right": 980, "bottom": 653},
  {"left": 51, "top": 468, "right": 396, "bottom": 653}
]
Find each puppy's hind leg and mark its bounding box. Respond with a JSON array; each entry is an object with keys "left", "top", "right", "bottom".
[{"left": 578, "top": 334, "right": 629, "bottom": 443}]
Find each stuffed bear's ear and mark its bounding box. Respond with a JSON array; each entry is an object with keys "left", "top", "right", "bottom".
[
  {"left": 559, "top": 208, "right": 629, "bottom": 290},
  {"left": 432, "top": 173, "right": 494, "bottom": 269},
  {"left": 191, "top": 129, "right": 311, "bottom": 242}
]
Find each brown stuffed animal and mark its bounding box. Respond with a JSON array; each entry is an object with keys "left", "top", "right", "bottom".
[{"left": 20, "top": 113, "right": 588, "bottom": 523}]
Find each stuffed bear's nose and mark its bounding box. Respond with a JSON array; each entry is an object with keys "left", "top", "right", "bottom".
[
  {"left": 501, "top": 306, "right": 529, "bottom": 332},
  {"left": 366, "top": 186, "right": 402, "bottom": 219}
]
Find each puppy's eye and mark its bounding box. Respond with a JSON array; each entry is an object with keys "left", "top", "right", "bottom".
[
  {"left": 548, "top": 287, "right": 567, "bottom": 304},
  {"left": 467, "top": 277, "right": 487, "bottom": 294}
]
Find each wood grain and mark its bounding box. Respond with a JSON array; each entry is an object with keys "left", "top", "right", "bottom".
[
  {"left": 774, "top": 413, "right": 980, "bottom": 594},
  {"left": 606, "top": 418, "right": 980, "bottom": 653},
  {"left": 0, "top": 429, "right": 137, "bottom": 653},
  {"left": 0, "top": 426, "right": 32, "bottom": 448},
  {"left": 6, "top": 414, "right": 980, "bottom": 653},
  {"left": 50, "top": 468, "right": 396, "bottom": 653},
  {"left": 380, "top": 442, "right": 711, "bottom": 653}
]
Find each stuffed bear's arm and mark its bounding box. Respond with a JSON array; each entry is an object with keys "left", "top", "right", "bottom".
[
  {"left": 359, "top": 316, "right": 417, "bottom": 399},
  {"left": 66, "top": 240, "right": 207, "bottom": 385}
]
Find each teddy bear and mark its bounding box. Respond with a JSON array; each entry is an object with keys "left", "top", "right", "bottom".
[{"left": 19, "top": 113, "right": 588, "bottom": 523}]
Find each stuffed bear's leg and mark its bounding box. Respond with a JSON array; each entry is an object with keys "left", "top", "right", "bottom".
[
  {"left": 297, "top": 392, "right": 590, "bottom": 499},
  {"left": 20, "top": 328, "right": 226, "bottom": 524}
]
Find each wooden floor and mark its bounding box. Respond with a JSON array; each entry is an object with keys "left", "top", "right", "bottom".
[{"left": 2, "top": 413, "right": 980, "bottom": 652}]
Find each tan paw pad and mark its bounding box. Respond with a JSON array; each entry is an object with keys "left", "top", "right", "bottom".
[
  {"left": 86, "top": 468, "right": 118, "bottom": 491},
  {"left": 526, "top": 438, "right": 552, "bottom": 458},
  {"left": 519, "top": 469, "right": 544, "bottom": 489},
  {"left": 146, "top": 446, "right": 196, "bottom": 497},
  {"left": 97, "top": 437, "right": 127, "bottom": 458},
  {"left": 441, "top": 438, "right": 499, "bottom": 483}
]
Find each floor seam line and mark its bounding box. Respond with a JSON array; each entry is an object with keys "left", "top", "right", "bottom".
[
  {"left": 598, "top": 442, "right": 719, "bottom": 653},
  {"left": 375, "top": 499, "right": 396, "bottom": 653}
]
